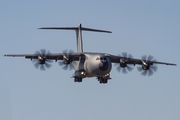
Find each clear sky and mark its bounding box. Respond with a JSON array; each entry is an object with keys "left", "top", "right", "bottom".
[{"left": 1, "top": 1, "right": 179, "bottom": 120}]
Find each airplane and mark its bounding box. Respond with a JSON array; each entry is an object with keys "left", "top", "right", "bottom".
[{"left": 4, "top": 24, "right": 177, "bottom": 84}]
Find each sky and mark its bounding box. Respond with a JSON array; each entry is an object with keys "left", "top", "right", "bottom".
[{"left": 0, "top": 0, "right": 180, "bottom": 120}]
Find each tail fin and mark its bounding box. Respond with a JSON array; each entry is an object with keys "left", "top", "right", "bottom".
[{"left": 39, "top": 23, "right": 112, "bottom": 53}]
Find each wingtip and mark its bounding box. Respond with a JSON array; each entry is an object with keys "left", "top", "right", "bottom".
[
  {"left": 38, "top": 27, "right": 48, "bottom": 29},
  {"left": 170, "top": 64, "right": 177, "bottom": 66}
]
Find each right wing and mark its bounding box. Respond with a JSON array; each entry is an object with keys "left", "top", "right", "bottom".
[{"left": 4, "top": 52, "right": 82, "bottom": 61}]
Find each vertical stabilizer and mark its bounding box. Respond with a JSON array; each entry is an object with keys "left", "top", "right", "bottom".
[{"left": 76, "top": 24, "right": 83, "bottom": 53}]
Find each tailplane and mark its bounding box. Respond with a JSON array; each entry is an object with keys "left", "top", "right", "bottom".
[{"left": 39, "top": 23, "right": 112, "bottom": 53}]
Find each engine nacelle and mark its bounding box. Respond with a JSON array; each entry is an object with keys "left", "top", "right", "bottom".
[
  {"left": 63, "top": 59, "right": 70, "bottom": 64},
  {"left": 63, "top": 55, "right": 71, "bottom": 64},
  {"left": 142, "top": 64, "right": 150, "bottom": 70},
  {"left": 141, "top": 60, "right": 152, "bottom": 70},
  {"left": 38, "top": 56, "right": 45, "bottom": 64},
  {"left": 120, "top": 59, "right": 127, "bottom": 67},
  {"left": 120, "top": 63, "right": 127, "bottom": 67}
]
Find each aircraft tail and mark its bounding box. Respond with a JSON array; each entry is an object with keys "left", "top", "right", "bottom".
[{"left": 39, "top": 24, "right": 112, "bottom": 53}]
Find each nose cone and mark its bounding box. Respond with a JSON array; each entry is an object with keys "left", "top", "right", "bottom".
[{"left": 99, "top": 57, "right": 109, "bottom": 71}]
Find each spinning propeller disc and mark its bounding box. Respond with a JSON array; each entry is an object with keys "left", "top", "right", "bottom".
[
  {"left": 137, "top": 55, "right": 158, "bottom": 76},
  {"left": 32, "top": 49, "right": 53, "bottom": 70}
]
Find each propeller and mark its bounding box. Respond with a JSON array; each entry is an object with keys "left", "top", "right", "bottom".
[
  {"left": 32, "top": 49, "right": 53, "bottom": 70},
  {"left": 137, "top": 55, "right": 158, "bottom": 76},
  {"left": 114, "top": 52, "right": 134, "bottom": 74},
  {"left": 58, "top": 49, "right": 74, "bottom": 70}
]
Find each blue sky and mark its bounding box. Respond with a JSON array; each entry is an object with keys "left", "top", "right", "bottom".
[{"left": 1, "top": 1, "right": 179, "bottom": 120}]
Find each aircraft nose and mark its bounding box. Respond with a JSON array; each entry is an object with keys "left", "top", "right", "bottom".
[{"left": 99, "top": 57, "right": 108, "bottom": 71}]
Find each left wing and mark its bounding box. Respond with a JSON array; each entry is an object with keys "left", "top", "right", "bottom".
[
  {"left": 108, "top": 54, "right": 176, "bottom": 76},
  {"left": 108, "top": 54, "right": 177, "bottom": 66}
]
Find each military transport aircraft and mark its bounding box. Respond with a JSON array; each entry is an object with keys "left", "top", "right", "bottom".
[{"left": 4, "top": 24, "right": 177, "bottom": 84}]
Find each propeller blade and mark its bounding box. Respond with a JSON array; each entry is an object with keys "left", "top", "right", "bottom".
[
  {"left": 122, "top": 52, "right": 127, "bottom": 58},
  {"left": 122, "top": 68, "right": 127, "bottom": 74},
  {"left": 35, "top": 51, "right": 41, "bottom": 55},
  {"left": 46, "top": 59, "right": 53, "bottom": 63},
  {"left": 126, "top": 65, "right": 133, "bottom": 71},
  {"left": 40, "top": 65, "right": 46, "bottom": 71},
  {"left": 69, "top": 49, "right": 75, "bottom": 53},
  {"left": 40, "top": 49, "right": 46, "bottom": 55},
  {"left": 141, "top": 55, "right": 146, "bottom": 61},
  {"left": 128, "top": 54, "right": 133, "bottom": 59},
  {"left": 34, "top": 62, "right": 39, "bottom": 69},
  {"left": 62, "top": 65, "right": 68, "bottom": 70},
  {"left": 45, "top": 62, "right": 52, "bottom": 69},
  {"left": 69, "top": 65, "right": 73, "bottom": 70},
  {"left": 148, "top": 69, "right": 153, "bottom": 76},
  {"left": 62, "top": 49, "right": 68, "bottom": 56},
  {"left": 141, "top": 70, "right": 148, "bottom": 76},
  {"left": 151, "top": 65, "right": 158, "bottom": 72},
  {"left": 148, "top": 55, "right": 154, "bottom": 61},
  {"left": 116, "top": 66, "right": 121, "bottom": 72},
  {"left": 58, "top": 61, "right": 64, "bottom": 66},
  {"left": 137, "top": 66, "right": 142, "bottom": 72}
]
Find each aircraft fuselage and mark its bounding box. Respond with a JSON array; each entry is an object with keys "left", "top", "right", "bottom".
[{"left": 72, "top": 53, "right": 112, "bottom": 78}]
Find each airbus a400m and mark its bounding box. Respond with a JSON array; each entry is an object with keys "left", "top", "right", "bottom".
[{"left": 4, "top": 24, "right": 177, "bottom": 84}]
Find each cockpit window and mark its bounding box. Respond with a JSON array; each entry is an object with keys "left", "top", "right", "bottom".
[
  {"left": 96, "top": 57, "right": 107, "bottom": 62},
  {"left": 96, "top": 57, "right": 100, "bottom": 60},
  {"left": 96, "top": 57, "right": 103, "bottom": 60}
]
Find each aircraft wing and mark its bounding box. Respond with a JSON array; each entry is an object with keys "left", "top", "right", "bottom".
[
  {"left": 4, "top": 52, "right": 81, "bottom": 61},
  {"left": 108, "top": 54, "right": 177, "bottom": 66}
]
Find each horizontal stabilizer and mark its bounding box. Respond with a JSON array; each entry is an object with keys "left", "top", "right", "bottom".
[
  {"left": 81, "top": 27, "right": 112, "bottom": 33},
  {"left": 39, "top": 24, "right": 112, "bottom": 53},
  {"left": 39, "top": 24, "right": 112, "bottom": 33},
  {"left": 39, "top": 27, "right": 77, "bottom": 30}
]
